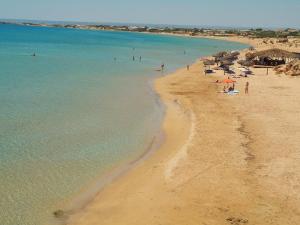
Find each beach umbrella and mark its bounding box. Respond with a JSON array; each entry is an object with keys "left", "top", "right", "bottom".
[
  {"left": 203, "top": 59, "right": 215, "bottom": 67},
  {"left": 220, "top": 60, "right": 234, "bottom": 75},
  {"left": 237, "top": 60, "right": 254, "bottom": 67},
  {"left": 220, "top": 60, "right": 234, "bottom": 66},
  {"left": 213, "top": 51, "right": 228, "bottom": 64},
  {"left": 230, "top": 51, "right": 240, "bottom": 56},
  {"left": 222, "top": 54, "right": 238, "bottom": 61},
  {"left": 213, "top": 51, "right": 227, "bottom": 58},
  {"left": 222, "top": 78, "right": 236, "bottom": 84},
  {"left": 203, "top": 59, "right": 215, "bottom": 65},
  {"left": 203, "top": 59, "right": 215, "bottom": 70}
]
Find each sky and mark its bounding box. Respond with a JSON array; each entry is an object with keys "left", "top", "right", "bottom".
[{"left": 1, "top": 0, "right": 300, "bottom": 28}]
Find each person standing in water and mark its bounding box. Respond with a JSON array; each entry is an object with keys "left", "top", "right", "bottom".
[
  {"left": 161, "top": 63, "right": 165, "bottom": 71},
  {"left": 245, "top": 81, "right": 249, "bottom": 94},
  {"left": 133, "top": 56, "right": 135, "bottom": 61},
  {"left": 139, "top": 56, "right": 142, "bottom": 62}
]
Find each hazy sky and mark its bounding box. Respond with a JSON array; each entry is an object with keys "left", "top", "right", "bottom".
[{"left": 1, "top": 0, "right": 300, "bottom": 28}]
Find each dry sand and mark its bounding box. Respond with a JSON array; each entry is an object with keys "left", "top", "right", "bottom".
[
  {"left": 197, "top": 35, "right": 300, "bottom": 51},
  {"left": 66, "top": 38, "right": 300, "bottom": 225}
]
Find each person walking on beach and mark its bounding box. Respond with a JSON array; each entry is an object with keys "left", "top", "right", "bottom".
[
  {"left": 245, "top": 81, "right": 249, "bottom": 94},
  {"left": 187, "top": 65, "right": 190, "bottom": 71}
]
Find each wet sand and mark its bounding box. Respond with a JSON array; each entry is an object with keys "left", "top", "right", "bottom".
[{"left": 67, "top": 39, "right": 300, "bottom": 225}]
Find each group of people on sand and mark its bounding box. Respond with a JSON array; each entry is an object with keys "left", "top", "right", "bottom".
[
  {"left": 215, "top": 78, "right": 249, "bottom": 94},
  {"left": 223, "top": 83, "right": 235, "bottom": 93},
  {"left": 222, "top": 81, "right": 249, "bottom": 94}
]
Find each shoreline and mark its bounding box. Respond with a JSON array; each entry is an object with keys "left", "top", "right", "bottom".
[
  {"left": 63, "top": 35, "right": 247, "bottom": 224},
  {"left": 67, "top": 32, "right": 300, "bottom": 225},
  {"left": 2, "top": 21, "right": 300, "bottom": 225},
  {"left": 66, "top": 34, "right": 300, "bottom": 225},
  {"left": 54, "top": 36, "right": 249, "bottom": 224},
  {"left": 66, "top": 62, "right": 195, "bottom": 225},
  {"left": 3, "top": 20, "right": 300, "bottom": 225},
  {"left": 63, "top": 55, "right": 222, "bottom": 225},
  {"left": 52, "top": 74, "right": 167, "bottom": 224}
]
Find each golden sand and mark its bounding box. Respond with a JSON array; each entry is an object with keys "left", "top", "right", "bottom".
[{"left": 67, "top": 38, "right": 300, "bottom": 225}]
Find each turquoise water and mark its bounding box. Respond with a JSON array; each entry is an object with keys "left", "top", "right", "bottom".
[{"left": 0, "top": 24, "right": 248, "bottom": 225}]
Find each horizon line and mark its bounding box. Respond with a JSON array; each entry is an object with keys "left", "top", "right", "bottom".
[{"left": 1, "top": 18, "right": 300, "bottom": 30}]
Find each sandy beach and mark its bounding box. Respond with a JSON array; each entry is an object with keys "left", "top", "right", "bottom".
[{"left": 66, "top": 38, "right": 300, "bottom": 225}]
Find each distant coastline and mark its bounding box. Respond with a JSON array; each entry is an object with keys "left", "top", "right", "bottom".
[{"left": 1, "top": 20, "right": 300, "bottom": 40}]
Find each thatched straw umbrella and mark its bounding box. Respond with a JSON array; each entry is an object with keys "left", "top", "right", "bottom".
[
  {"left": 246, "top": 48, "right": 300, "bottom": 62},
  {"left": 221, "top": 54, "right": 238, "bottom": 61},
  {"left": 203, "top": 59, "right": 215, "bottom": 69},
  {"left": 203, "top": 59, "right": 215, "bottom": 75},
  {"left": 213, "top": 51, "right": 227, "bottom": 58},
  {"left": 220, "top": 60, "right": 234, "bottom": 66},
  {"left": 213, "top": 51, "right": 228, "bottom": 64},
  {"left": 203, "top": 59, "right": 215, "bottom": 65},
  {"left": 237, "top": 60, "right": 254, "bottom": 67},
  {"left": 220, "top": 60, "right": 234, "bottom": 75},
  {"left": 230, "top": 51, "right": 240, "bottom": 57}
]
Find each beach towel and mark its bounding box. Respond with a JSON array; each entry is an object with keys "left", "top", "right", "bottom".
[{"left": 227, "top": 90, "right": 239, "bottom": 95}]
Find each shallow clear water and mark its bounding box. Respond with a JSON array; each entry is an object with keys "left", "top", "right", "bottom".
[{"left": 0, "top": 24, "right": 248, "bottom": 225}]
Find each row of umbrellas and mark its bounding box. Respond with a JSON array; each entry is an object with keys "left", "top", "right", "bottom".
[{"left": 203, "top": 51, "right": 240, "bottom": 68}]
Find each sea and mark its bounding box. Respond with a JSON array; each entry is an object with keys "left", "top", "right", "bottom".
[{"left": 0, "top": 23, "right": 248, "bottom": 225}]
